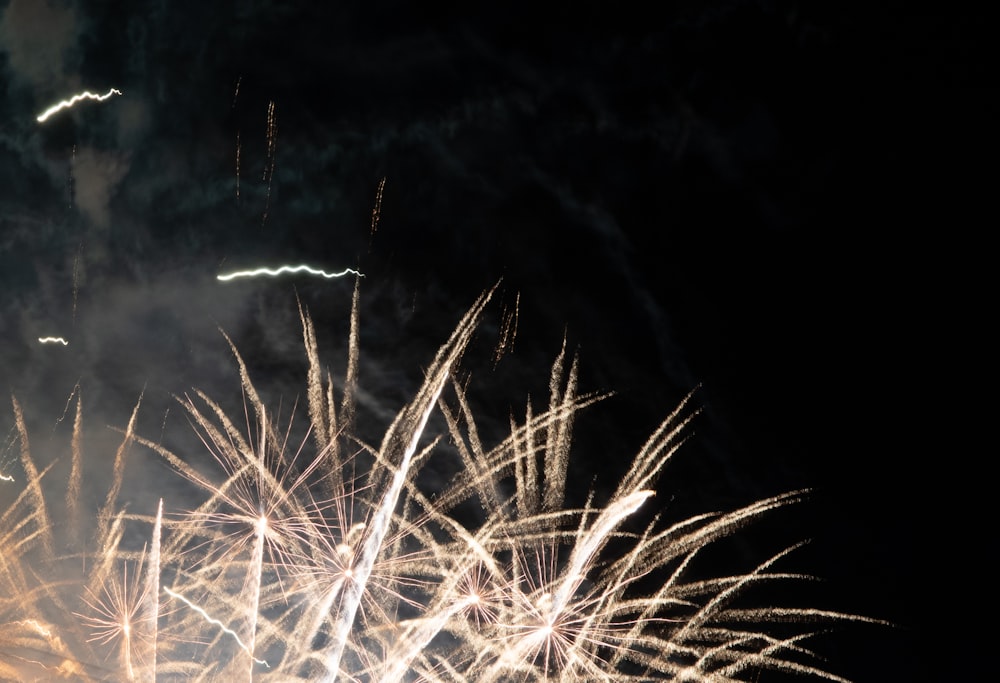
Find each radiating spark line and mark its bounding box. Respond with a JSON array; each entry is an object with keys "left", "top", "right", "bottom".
[
  {"left": 0, "top": 472, "right": 13, "bottom": 482},
  {"left": 38, "top": 336, "right": 69, "bottom": 345},
  {"left": 163, "top": 587, "right": 269, "bottom": 668},
  {"left": 494, "top": 291, "right": 520, "bottom": 367},
  {"left": 144, "top": 499, "right": 162, "bottom": 682},
  {"left": 36, "top": 88, "right": 122, "bottom": 123},
  {"left": 217, "top": 265, "right": 364, "bottom": 282},
  {"left": 322, "top": 358, "right": 453, "bottom": 681}
]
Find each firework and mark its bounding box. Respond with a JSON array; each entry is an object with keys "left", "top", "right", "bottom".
[{"left": 2, "top": 285, "right": 881, "bottom": 681}]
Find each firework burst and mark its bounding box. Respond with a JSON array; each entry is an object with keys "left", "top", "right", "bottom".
[{"left": 2, "top": 283, "right": 882, "bottom": 682}]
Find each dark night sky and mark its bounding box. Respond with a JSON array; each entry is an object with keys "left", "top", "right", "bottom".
[{"left": 1, "top": 2, "right": 989, "bottom": 680}]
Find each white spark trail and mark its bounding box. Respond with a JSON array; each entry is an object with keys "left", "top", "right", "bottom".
[
  {"left": 38, "top": 337, "right": 69, "bottom": 345},
  {"left": 0, "top": 473, "right": 13, "bottom": 482},
  {"left": 36, "top": 88, "right": 122, "bottom": 123},
  {"left": 217, "top": 265, "right": 364, "bottom": 282},
  {"left": 322, "top": 364, "right": 451, "bottom": 681},
  {"left": 143, "top": 499, "right": 162, "bottom": 683},
  {"left": 163, "top": 587, "right": 269, "bottom": 668}
]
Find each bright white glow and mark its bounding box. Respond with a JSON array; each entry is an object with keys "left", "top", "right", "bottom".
[
  {"left": 217, "top": 265, "right": 364, "bottom": 282},
  {"left": 36, "top": 88, "right": 122, "bottom": 123},
  {"left": 38, "top": 337, "right": 69, "bottom": 345},
  {"left": 0, "top": 473, "right": 14, "bottom": 482}
]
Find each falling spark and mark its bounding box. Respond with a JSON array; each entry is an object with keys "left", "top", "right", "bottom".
[
  {"left": 232, "top": 75, "right": 242, "bottom": 109},
  {"left": 163, "top": 587, "right": 270, "bottom": 668},
  {"left": 235, "top": 130, "right": 241, "bottom": 202},
  {"left": 217, "top": 265, "right": 364, "bottom": 282},
  {"left": 370, "top": 176, "right": 386, "bottom": 238},
  {"left": 38, "top": 336, "right": 69, "bottom": 345},
  {"left": 36, "top": 88, "right": 122, "bottom": 123},
  {"left": 72, "top": 242, "right": 82, "bottom": 323},
  {"left": 494, "top": 291, "right": 520, "bottom": 366},
  {"left": 68, "top": 144, "right": 76, "bottom": 208},
  {"left": 262, "top": 100, "right": 277, "bottom": 226}
]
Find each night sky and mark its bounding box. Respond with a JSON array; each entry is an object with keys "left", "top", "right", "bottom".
[{"left": 2, "top": 2, "right": 987, "bottom": 680}]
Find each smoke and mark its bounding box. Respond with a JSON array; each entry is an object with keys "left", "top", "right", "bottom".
[
  {"left": 71, "top": 145, "right": 132, "bottom": 228},
  {"left": 0, "top": 0, "right": 80, "bottom": 97}
]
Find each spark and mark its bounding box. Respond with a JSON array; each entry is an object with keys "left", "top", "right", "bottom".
[
  {"left": 235, "top": 130, "right": 241, "bottom": 202},
  {"left": 371, "top": 176, "right": 386, "bottom": 238},
  {"left": 217, "top": 265, "right": 364, "bottom": 282},
  {"left": 36, "top": 88, "right": 122, "bottom": 123},
  {"left": 262, "top": 100, "right": 277, "bottom": 226},
  {"left": 75, "top": 559, "right": 155, "bottom": 681},
  {"left": 72, "top": 242, "right": 82, "bottom": 322},
  {"left": 164, "top": 587, "right": 270, "bottom": 668},
  {"left": 3, "top": 286, "right": 878, "bottom": 681},
  {"left": 494, "top": 291, "right": 520, "bottom": 366},
  {"left": 38, "top": 336, "right": 69, "bottom": 345}
]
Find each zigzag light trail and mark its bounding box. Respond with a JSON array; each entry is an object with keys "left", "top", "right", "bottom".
[
  {"left": 36, "top": 88, "right": 123, "bottom": 123},
  {"left": 163, "top": 588, "right": 269, "bottom": 668},
  {"left": 217, "top": 265, "right": 364, "bottom": 282},
  {"left": 38, "top": 337, "right": 69, "bottom": 345}
]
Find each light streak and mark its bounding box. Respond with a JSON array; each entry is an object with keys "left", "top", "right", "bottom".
[
  {"left": 144, "top": 499, "right": 163, "bottom": 681},
  {"left": 217, "top": 265, "right": 364, "bottom": 282},
  {"left": 36, "top": 88, "right": 122, "bottom": 123},
  {"left": 72, "top": 242, "right": 82, "bottom": 322},
  {"left": 163, "top": 587, "right": 269, "bottom": 668},
  {"left": 371, "top": 176, "right": 386, "bottom": 237},
  {"left": 235, "top": 130, "right": 241, "bottom": 202},
  {"left": 494, "top": 292, "right": 519, "bottom": 366},
  {"left": 0, "top": 472, "right": 13, "bottom": 482},
  {"left": 38, "top": 336, "right": 69, "bottom": 345},
  {"left": 322, "top": 358, "right": 453, "bottom": 681},
  {"left": 262, "top": 100, "right": 277, "bottom": 226}
]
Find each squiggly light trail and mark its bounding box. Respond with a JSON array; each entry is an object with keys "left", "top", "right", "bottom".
[
  {"left": 36, "top": 88, "right": 122, "bottom": 123},
  {"left": 0, "top": 473, "right": 13, "bottom": 482},
  {"left": 217, "top": 265, "right": 364, "bottom": 282},
  {"left": 38, "top": 337, "right": 69, "bottom": 345},
  {"left": 163, "top": 587, "right": 269, "bottom": 668}
]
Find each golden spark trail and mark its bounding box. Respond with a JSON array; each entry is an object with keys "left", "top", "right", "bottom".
[
  {"left": 371, "top": 176, "right": 386, "bottom": 237},
  {"left": 36, "top": 88, "right": 122, "bottom": 123},
  {"left": 163, "top": 587, "right": 269, "bottom": 668},
  {"left": 217, "top": 265, "right": 364, "bottom": 281},
  {"left": 235, "top": 130, "right": 241, "bottom": 202},
  {"left": 38, "top": 336, "right": 69, "bottom": 345},
  {"left": 72, "top": 242, "right": 82, "bottom": 322},
  {"left": 262, "top": 100, "right": 277, "bottom": 226}
]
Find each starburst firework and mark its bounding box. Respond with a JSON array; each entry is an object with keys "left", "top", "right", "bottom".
[{"left": 2, "top": 283, "right": 882, "bottom": 681}]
